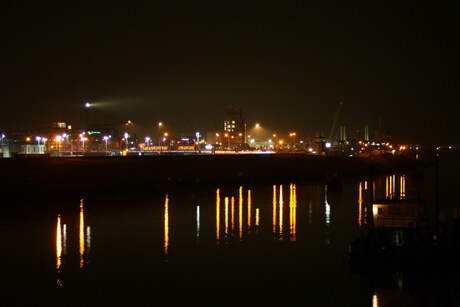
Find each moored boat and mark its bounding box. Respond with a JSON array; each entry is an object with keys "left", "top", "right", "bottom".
[{"left": 348, "top": 193, "right": 436, "bottom": 269}]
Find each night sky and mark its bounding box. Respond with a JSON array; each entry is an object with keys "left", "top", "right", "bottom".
[{"left": 2, "top": 1, "right": 459, "bottom": 146}]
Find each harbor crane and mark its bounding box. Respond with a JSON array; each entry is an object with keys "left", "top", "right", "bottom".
[{"left": 329, "top": 101, "right": 343, "bottom": 142}]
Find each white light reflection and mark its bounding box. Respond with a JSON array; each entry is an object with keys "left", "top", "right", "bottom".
[
  {"left": 86, "top": 226, "right": 91, "bottom": 255},
  {"left": 56, "top": 214, "right": 63, "bottom": 286},
  {"left": 325, "top": 185, "right": 331, "bottom": 245},
  {"left": 63, "top": 224, "right": 67, "bottom": 255},
  {"left": 196, "top": 205, "right": 200, "bottom": 239}
]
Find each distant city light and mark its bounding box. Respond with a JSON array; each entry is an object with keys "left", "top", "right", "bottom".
[
  {"left": 205, "top": 144, "right": 213, "bottom": 150},
  {"left": 325, "top": 142, "right": 332, "bottom": 148},
  {"left": 85, "top": 102, "right": 90, "bottom": 108}
]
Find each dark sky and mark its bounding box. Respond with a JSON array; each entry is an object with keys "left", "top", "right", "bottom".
[{"left": 1, "top": 1, "right": 459, "bottom": 146}]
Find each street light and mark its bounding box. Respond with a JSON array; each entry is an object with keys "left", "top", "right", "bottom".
[
  {"left": 124, "top": 132, "right": 129, "bottom": 151},
  {"left": 80, "top": 136, "right": 87, "bottom": 153},
  {"left": 158, "top": 121, "right": 163, "bottom": 146},
  {"left": 224, "top": 133, "right": 230, "bottom": 149},
  {"left": 238, "top": 132, "right": 243, "bottom": 150},
  {"left": 161, "top": 132, "right": 168, "bottom": 153},
  {"left": 36, "top": 136, "right": 42, "bottom": 145},
  {"left": 103, "top": 135, "right": 110, "bottom": 154},
  {"left": 289, "top": 132, "right": 297, "bottom": 149}
]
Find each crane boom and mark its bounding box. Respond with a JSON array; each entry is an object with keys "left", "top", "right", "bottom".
[{"left": 329, "top": 101, "right": 343, "bottom": 140}]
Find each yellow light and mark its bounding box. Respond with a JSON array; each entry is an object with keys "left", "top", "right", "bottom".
[
  {"left": 239, "top": 186, "right": 243, "bottom": 240},
  {"left": 247, "top": 190, "right": 252, "bottom": 229},
  {"left": 79, "top": 200, "right": 85, "bottom": 268},
  {"left": 373, "top": 206, "right": 378, "bottom": 215},
  {"left": 216, "top": 188, "right": 220, "bottom": 242},
  {"left": 26, "top": 137, "right": 31, "bottom": 142},
  {"left": 255, "top": 123, "right": 260, "bottom": 128},
  {"left": 164, "top": 194, "right": 169, "bottom": 255},
  {"left": 224, "top": 133, "right": 228, "bottom": 137},
  {"left": 279, "top": 140, "right": 284, "bottom": 145},
  {"left": 216, "top": 133, "right": 219, "bottom": 137},
  {"left": 56, "top": 214, "right": 62, "bottom": 269},
  {"left": 273, "top": 185, "right": 277, "bottom": 234},
  {"left": 279, "top": 185, "right": 283, "bottom": 238}
]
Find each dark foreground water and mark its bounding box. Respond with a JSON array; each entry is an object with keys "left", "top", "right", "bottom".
[{"left": 1, "top": 153, "right": 460, "bottom": 306}]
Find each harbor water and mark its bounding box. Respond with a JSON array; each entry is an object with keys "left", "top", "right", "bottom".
[{"left": 1, "top": 152, "right": 459, "bottom": 306}]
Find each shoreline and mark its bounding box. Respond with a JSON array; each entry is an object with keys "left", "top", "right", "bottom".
[{"left": 1, "top": 154, "right": 428, "bottom": 200}]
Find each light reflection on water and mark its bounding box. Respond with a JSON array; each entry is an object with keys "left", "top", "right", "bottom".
[{"left": 4, "top": 169, "right": 460, "bottom": 306}]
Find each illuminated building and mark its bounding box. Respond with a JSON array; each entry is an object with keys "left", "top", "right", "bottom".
[{"left": 222, "top": 107, "right": 246, "bottom": 150}]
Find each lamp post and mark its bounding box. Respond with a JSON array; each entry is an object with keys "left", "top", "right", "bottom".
[
  {"left": 158, "top": 122, "right": 163, "bottom": 154},
  {"left": 289, "top": 132, "right": 297, "bottom": 150},
  {"left": 43, "top": 138, "right": 47, "bottom": 153},
  {"left": 62, "top": 133, "right": 67, "bottom": 153},
  {"left": 163, "top": 132, "right": 168, "bottom": 152},
  {"left": 124, "top": 132, "right": 129, "bottom": 151},
  {"left": 56, "top": 135, "right": 62, "bottom": 156},
  {"left": 238, "top": 132, "right": 243, "bottom": 150},
  {"left": 80, "top": 136, "right": 87, "bottom": 154},
  {"left": 224, "top": 133, "right": 230, "bottom": 150},
  {"left": 103, "top": 135, "right": 110, "bottom": 154}
]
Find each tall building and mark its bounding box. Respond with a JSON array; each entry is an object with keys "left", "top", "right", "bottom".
[{"left": 222, "top": 107, "right": 246, "bottom": 149}]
